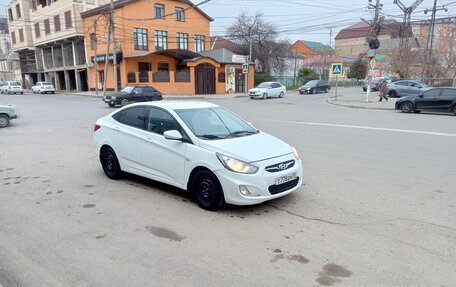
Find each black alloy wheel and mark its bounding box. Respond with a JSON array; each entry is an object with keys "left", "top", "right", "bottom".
[
  {"left": 400, "top": 102, "right": 413, "bottom": 113},
  {"left": 100, "top": 147, "right": 122, "bottom": 179},
  {"left": 192, "top": 170, "right": 225, "bottom": 211}
]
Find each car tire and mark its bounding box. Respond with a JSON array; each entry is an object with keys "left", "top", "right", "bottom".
[
  {"left": 100, "top": 146, "right": 122, "bottom": 179},
  {"left": 108, "top": 103, "right": 115, "bottom": 108},
  {"left": 121, "top": 99, "right": 130, "bottom": 106},
  {"left": 299, "top": 91, "right": 304, "bottom": 94},
  {"left": 20, "top": 92, "right": 23, "bottom": 94},
  {"left": 389, "top": 90, "right": 397, "bottom": 98},
  {"left": 0, "top": 114, "right": 10, "bottom": 128},
  {"left": 452, "top": 105, "right": 456, "bottom": 116},
  {"left": 311, "top": 89, "right": 316, "bottom": 94},
  {"left": 363, "top": 87, "right": 367, "bottom": 92},
  {"left": 262, "top": 93, "right": 267, "bottom": 100},
  {"left": 325, "top": 88, "right": 329, "bottom": 93},
  {"left": 400, "top": 102, "right": 413, "bottom": 113},
  {"left": 51, "top": 91, "right": 55, "bottom": 94},
  {"left": 192, "top": 170, "right": 225, "bottom": 211},
  {"left": 279, "top": 91, "right": 284, "bottom": 98}
]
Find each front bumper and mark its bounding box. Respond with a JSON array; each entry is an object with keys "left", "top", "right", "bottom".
[
  {"left": 102, "top": 97, "right": 121, "bottom": 105},
  {"left": 215, "top": 154, "right": 303, "bottom": 205}
]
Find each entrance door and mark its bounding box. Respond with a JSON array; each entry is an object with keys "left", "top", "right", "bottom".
[
  {"left": 235, "top": 69, "right": 245, "bottom": 93},
  {"left": 195, "top": 63, "right": 215, "bottom": 94}
]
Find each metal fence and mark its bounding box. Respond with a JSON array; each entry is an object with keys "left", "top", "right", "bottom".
[{"left": 425, "top": 78, "right": 456, "bottom": 87}]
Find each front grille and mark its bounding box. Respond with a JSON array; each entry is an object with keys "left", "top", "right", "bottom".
[
  {"left": 268, "top": 177, "right": 300, "bottom": 195},
  {"left": 265, "top": 160, "right": 295, "bottom": 173}
]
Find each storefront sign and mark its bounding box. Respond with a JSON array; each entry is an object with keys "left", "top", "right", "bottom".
[{"left": 231, "top": 55, "right": 246, "bottom": 63}]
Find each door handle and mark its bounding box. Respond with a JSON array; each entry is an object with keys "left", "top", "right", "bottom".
[
  {"left": 113, "top": 126, "right": 120, "bottom": 132},
  {"left": 145, "top": 138, "right": 153, "bottom": 143}
]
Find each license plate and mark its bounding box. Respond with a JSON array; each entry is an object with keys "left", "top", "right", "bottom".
[{"left": 275, "top": 173, "right": 297, "bottom": 185}]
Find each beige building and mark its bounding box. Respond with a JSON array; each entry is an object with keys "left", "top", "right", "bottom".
[{"left": 7, "top": 0, "right": 109, "bottom": 90}]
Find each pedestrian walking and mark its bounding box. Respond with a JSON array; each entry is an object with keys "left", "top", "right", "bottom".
[{"left": 379, "top": 80, "right": 388, "bottom": 102}]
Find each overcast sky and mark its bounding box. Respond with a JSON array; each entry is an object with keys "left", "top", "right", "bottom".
[{"left": 1, "top": 0, "right": 455, "bottom": 46}]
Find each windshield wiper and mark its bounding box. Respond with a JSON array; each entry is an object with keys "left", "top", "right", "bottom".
[
  {"left": 229, "top": 130, "right": 258, "bottom": 137},
  {"left": 198, "top": 134, "right": 227, "bottom": 140}
]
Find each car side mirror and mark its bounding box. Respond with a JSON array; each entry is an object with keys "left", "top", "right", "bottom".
[
  {"left": 419, "top": 94, "right": 424, "bottom": 98},
  {"left": 164, "top": 130, "right": 183, "bottom": 141}
]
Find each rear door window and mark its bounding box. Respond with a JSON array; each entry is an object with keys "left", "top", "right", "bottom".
[
  {"left": 395, "top": 81, "right": 408, "bottom": 86},
  {"left": 113, "top": 106, "right": 147, "bottom": 130},
  {"left": 422, "top": 89, "right": 441, "bottom": 98},
  {"left": 441, "top": 89, "right": 456, "bottom": 97}
]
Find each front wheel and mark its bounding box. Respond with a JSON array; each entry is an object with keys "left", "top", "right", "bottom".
[
  {"left": 192, "top": 170, "right": 225, "bottom": 211},
  {"left": 279, "top": 91, "right": 284, "bottom": 98},
  {"left": 100, "top": 147, "right": 122, "bottom": 179},
  {"left": 400, "top": 102, "right": 413, "bottom": 113},
  {"left": 0, "top": 114, "right": 10, "bottom": 128},
  {"left": 121, "top": 99, "right": 130, "bottom": 106},
  {"left": 262, "top": 93, "right": 267, "bottom": 100}
]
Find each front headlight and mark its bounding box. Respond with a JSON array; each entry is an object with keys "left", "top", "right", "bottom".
[
  {"left": 216, "top": 153, "right": 259, "bottom": 174},
  {"left": 291, "top": 146, "right": 301, "bottom": 161}
]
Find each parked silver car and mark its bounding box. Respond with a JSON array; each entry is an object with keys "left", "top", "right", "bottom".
[
  {"left": 32, "top": 81, "right": 56, "bottom": 94},
  {"left": 0, "top": 81, "right": 23, "bottom": 94},
  {"left": 249, "top": 82, "right": 286, "bottom": 99},
  {"left": 0, "top": 104, "right": 19, "bottom": 127},
  {"left": 387, "top": 80, "right": 431, "bottom": 98}
]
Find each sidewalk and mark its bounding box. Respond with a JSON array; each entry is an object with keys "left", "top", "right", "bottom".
[
  {"left": 327, "top": 87, "right": 397, "bottom": 110},
  {"left": 68, "top": 91, "right": 249, "bottom": 100}
]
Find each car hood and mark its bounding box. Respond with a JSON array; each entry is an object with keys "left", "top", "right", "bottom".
[
  {"left": 249, "top": 88, "right": 267, "bottom": 93},
  {"left": 105, "top": 92, "right": 124, "bottom": 98},
  {"left": 196, "top": 131, "right": 293, "bottom": 163},
  {"left": 300, "top": 85, "right": 314, "bottom": 89},
  {"left": 0, "top": 104, "right": 15, "bottom": 111}
]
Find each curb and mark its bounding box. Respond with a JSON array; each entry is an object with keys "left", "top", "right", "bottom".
[{"left": 327, "top": 98, "right": 395, "bottom": 111}]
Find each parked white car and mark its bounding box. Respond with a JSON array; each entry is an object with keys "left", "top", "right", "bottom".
[
  {"left": 0, "top": 81, "right": 23, "bottom": 94},
  {"left": 0, "top": 103, "right": 19, "bottom": 128},
  {"left": 93, "top": 101, "right": 303, "bottom": 210},
  {"left": 249, "top": 82, "right": 286, "bottom": 99},
  {"left": 32, "top": 81, "right": 55, "bottom": 94}
]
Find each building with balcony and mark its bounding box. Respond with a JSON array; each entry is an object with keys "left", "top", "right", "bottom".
[
  {"left": 0, "top": 17, "right": 21, "bottom": 81},
  {"left": 81, "top": 0, "right": 254, "bottom": 94},
  {"left": 7, "top": 0, "right": 110, "bottom": 90}
]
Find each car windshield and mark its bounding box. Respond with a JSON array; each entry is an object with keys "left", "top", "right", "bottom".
[
  {"left": 176, "top": 107, "right": 258, "bottom": 140},
  {"left": 121, "top": 86, "right": 135, "bottom": 93},
  {"left": 10, "top": 82, "right": 21, "bottom": 86},
  {"left": 257, "top": 83, "right": 270, "bottom": 88},
  {"left": 303, "top": 80, "right": 319, "bottom": 86}
]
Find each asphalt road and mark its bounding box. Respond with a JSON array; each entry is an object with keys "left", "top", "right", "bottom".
[{"left": 1, "top": 89, "right": 455, "bottom": 287}]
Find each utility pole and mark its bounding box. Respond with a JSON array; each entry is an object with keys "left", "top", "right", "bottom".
[
  {"left": 94, "top": 20, "right": 98, "bottom": 96},
  {"left": 110, "top": 0, "right": 118, "bottom": 91},
  {"left": 102, "top": 12, "right": 111, "bottom": 96},
  {"left": 328, "top": 26, "right": 336, "bottom": 48},
  {"left": 422, "top": 1, "right": 448, "bottom": 80}
]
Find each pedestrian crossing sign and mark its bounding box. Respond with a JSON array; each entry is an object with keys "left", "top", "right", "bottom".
[{"left": 331, "top": 63, "right": 343, "bottom": 76}]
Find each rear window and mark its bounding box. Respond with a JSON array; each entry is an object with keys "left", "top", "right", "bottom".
[{"left": 9, "top": 81, "right": 21, "bottom": 86}]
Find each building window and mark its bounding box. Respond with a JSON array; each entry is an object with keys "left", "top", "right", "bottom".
[
  {"left": 138, "top": 62, "right": 150, "bottom": 83},
  {"left": 35, "top": 23, "right": 40, "bottom": 38},
  {"left": 19, "top": 29, "right": 24, "bottom": 42},
  {"left": 90, "top": 33, "right": 97, "bottom": 51},
  {"left": 44, "top": 19, "right": 50, "bottom": 35},
  {"left": 54, "top": 15, "right": 60, "bottom": 32},
  {"left": 8, "top": 9, "right": 13, "bottom": 21},
  {"left": 16, "top": 4, "right": 21, "bottom": 19},
  {"left": 133, "top": 28, "right": 148, "bottom": 50},
  {"left": 11, "top": 31, "right": 16, "bottom": 45},
  {"left": 194, "top": 34, "right": 205, "bottom": 53},
  {"left": 154, "top": 30, "right": 167, "bottom": 50},
  {"left": 154, "top": 4, "right": 165, "bottom": 19},
  {"left": 158, "top": 62, "right": 168, "bottom": 71},
  {"left": 218, "top": 72, "right": 225, "bottom": 83},
  {"left": 127, "top": 72, "right": 136, "bottom": 83},
  {"left": 177, "top": 33, "right": 188, "bottom": 50},
  {"left": 175, "top": 7, "right": 184, "bottom": 21},
  {"left": 65, "top": 11, "right": 72, "bottom": 29}
]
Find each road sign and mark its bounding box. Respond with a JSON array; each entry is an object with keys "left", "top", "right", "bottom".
[
  {"left": 331, "top": 63, "right": 343, "bottom": 76},
  {"left": 369, "top": 57, "right": 377, "bottom": 70},
  {"left": 242, "top": 63, "right": 249, "bottom": 74}
]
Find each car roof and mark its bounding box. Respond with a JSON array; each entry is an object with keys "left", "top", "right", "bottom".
[{"left": 129, "top": 100, "right": 220, "bottom": 110}]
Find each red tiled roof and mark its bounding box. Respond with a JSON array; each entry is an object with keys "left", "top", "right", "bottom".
[
  {"left": 335, "top": 19, "right": 401, "bottom": 40},
  {"left": 210, "top": 36, "right": 243, "bottom": 53}
]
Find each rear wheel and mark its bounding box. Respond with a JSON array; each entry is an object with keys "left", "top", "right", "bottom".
[
  {"left": 192, "top": 170, "right": 225, "bottom": 211},
  {"left": 400, "top": 102, "right": 413, "bottom": 113},
  {"left": 108, "top": 103, "right": 115, "bottom": 108},
  {"left": 100, "top": 147, "right": 122, "bottom": 179},
  {"left": 0, "top": 114, "right": 10, "bottom": 128}
]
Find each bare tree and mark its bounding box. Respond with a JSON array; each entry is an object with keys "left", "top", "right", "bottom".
[
  {"left": 389, "top": 37, "right": 422, "bottom": 78},
  {"left": 226, "top": 12, "right": 290, "bottom": 74}
]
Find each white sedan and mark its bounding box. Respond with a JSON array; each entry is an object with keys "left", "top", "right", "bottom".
[
  {"left": 249, "top": 82, "right": 286, "bottom": 99},
  {"left": 32, "top": 81, "right": 55, "bottom": 94},
  {"left": 93, "top": 101, "right": 303, "bottom": 210},
  {"left": 0, "top": 81, "right": 23, "bottom": 94}
]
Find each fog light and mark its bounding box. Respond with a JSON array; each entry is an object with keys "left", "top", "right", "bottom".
[{"left": 239, "top": 185, "right": 259, "bottom": 197}]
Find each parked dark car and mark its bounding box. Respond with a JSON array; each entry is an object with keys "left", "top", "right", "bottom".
[
  {"left": 387, "top": 80, "right": 431, "bottom": 98},
  {"left": 362, "top": 77, "right": 390, "bottom": 92},
  {"left": 395, "top": 87, "right": 456, "bottom": 115},
  {"left": 298, "top": 80, "right": 330, "bottom": 94},
  {"left": 103, "top": 85, "right": 162, "bottom": 107}
]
